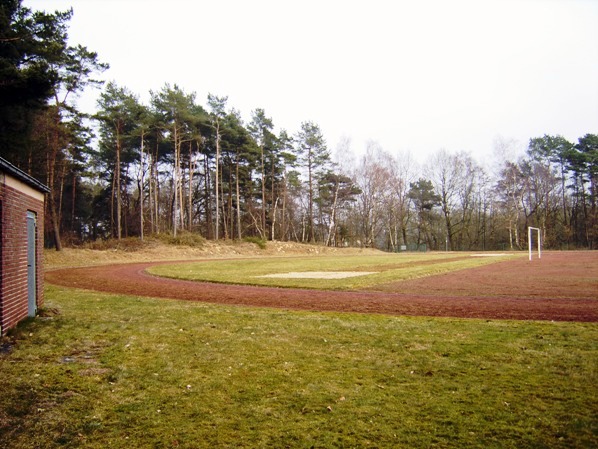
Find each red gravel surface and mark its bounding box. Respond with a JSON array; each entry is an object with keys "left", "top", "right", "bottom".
[{"left": 45, "top": 251, "right": 598, "bottom": 322}]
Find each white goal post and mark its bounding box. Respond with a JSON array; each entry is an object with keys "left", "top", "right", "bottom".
[{"left": 528, "top": 227, "right": 542, "bottom": 261}]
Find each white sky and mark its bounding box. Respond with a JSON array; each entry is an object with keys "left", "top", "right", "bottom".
[{"left": 26, "top": 0, "right": 598, "bottom": 164}]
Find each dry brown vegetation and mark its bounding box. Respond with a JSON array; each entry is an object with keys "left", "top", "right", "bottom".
[{"left": 44, "top": 237, "right": 381, "bottom": 270}]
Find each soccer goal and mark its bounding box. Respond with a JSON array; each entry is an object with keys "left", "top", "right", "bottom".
[{"left": 528, "top": 227, "right": 542, "bottom": 261}]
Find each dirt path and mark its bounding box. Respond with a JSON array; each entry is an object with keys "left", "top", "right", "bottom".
[{"left": 45, "top": 251, "right": 598, "bottom": 322}]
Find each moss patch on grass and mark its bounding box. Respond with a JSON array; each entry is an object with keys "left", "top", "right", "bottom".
[{"left": 0, "top": 285, "right": 595, "bottom": 448}]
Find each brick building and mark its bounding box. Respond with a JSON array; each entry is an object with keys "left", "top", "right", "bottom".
[{"left": 0, "top": 157, "right": 49, "bottom": 336}]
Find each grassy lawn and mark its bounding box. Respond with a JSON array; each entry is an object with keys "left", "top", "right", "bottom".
[
  {"left": 1, "top": 284, "right": 596, "bottom": 448},
  {"left": 147, "top": 253, "right": 520, "bottom": 290}
]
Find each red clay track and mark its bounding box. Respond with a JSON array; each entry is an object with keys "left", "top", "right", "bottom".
[{"left": 45, "top": 251, "right": 598, "bottom": 322}]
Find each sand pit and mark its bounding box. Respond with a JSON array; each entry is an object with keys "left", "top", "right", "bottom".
[{"left": 258, "top": 271, "right": 377, "bottom": 279}]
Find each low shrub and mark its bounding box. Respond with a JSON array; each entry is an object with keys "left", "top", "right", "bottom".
[
  {"left": 84, "top": 237, "right": 147, "bottom": 252},
  {"left": 243, "top": 236, "right": 267, "bottom": 249},
  {"left": 154, "top": 231, "right": 206, "bottom": 248}
]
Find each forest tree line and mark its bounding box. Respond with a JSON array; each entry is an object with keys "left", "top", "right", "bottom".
[{"left": 2, "top": 1, "right": 597, "bottom": 251}]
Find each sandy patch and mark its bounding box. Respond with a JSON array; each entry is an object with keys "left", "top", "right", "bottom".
[{"left": 258, "top": 271, "right": 377, "bottom": 279}]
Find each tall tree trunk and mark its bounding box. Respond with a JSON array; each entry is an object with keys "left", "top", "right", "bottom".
[
  {"left": 148, "top": 154, "right": 153, "bottom": 234},
  {"left": 110, "top": 167, "right": 116, "bottom": 237},
  {"left": 71, "top": 173, "right": 76, "bottom": 237},
  {"left": 221, "top": 162, "right": 229, "bottom": 239},
  {"left": 271, "top": 197, "right": 279, "bottom": 241},
  {"left": 307, "top": 157, "right": 314, "bottom": 242},
  {"left": 225, "top": 167, "right": 232, "bottom": 239},
  {"left": 173, "top": 125, "right": 179, "bottom": 237},
  {"left": 204, "top": 155, "right": 212, "bottom": 239},
  {"left": 49, "top": 194, "right": 62, "bottom": 251},
  {"left": 178, "top": 140, "right": 184, "bottom": 231},
  {"left": 235, "top": 155, "right": 242, "bottom": 240},
  {"left": 281, "top": 171, "right": 287, "bottom": 241},
  {"left": 261, "top": 144, "right": 266, "bottom": 239},
  {"left": 325, "top": 179, "right": 340, "bottom": 247},
  {"left": 58, "top": 161, "right": 66, "bottom": 236},
  {"left": 48, "top": 109, "right": 63, "bottom": 250},
  {"left": 270, "top": 163, "right": 276, "bottom": 240},
  {"left": 215, "top": 125, "right": 220, "bottom": 240},
  {"left": 188, "top": 141, "right": 194, "bottom": 231},
  {"left": 116, "top": 132, "right": 122, "bottom": 240},
  {"left": 150, "top": 145, "right": 158, "bottom": 234},
  {"left": 140, "top": 130, "right": 145, "bottom": 241},
  {"left": 154, "top": 158, "right": 161, "bottom": 234}
]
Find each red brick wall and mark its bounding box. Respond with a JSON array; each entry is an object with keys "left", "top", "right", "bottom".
[{"left": 0, "top": 181, "right": 45, "bottom": 336}]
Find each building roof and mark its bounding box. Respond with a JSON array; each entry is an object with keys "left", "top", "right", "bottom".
[{"left": 0, "top": 157, "right": 50, "bottom": 193}]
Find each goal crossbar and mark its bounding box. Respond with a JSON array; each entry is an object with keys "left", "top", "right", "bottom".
[{"left": 528, "top": 227, "right": 541, "bottom": 261}]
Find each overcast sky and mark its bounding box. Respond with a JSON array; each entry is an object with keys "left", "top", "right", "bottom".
[{"left": 26, "top": 0, "right": 598, "bottom": 165}]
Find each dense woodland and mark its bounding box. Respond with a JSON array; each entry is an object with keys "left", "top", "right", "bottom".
[{"left": 2, "top": 2, "right": 597, "bottom": 251}]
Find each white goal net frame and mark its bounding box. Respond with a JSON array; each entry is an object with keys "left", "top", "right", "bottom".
[{"left": 528, "top": 227, "right": 542, "bottom": 261}]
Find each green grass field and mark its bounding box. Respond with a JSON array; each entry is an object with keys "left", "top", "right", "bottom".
[
  {"left": 147, "top": 252, "right": 519, "bottom": 290},
  {"left": 1, "top": 279, "right": 596, "bottom": 448}
]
